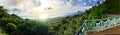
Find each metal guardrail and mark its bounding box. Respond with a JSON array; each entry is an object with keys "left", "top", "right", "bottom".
[
  {"left": 76, "top": 16, "right": 120, "bottom": 35},
  {"left": 76, "top": 20, "right": 87, "bottom": 35}
]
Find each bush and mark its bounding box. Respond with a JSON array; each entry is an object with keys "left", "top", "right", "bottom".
[
  {"left": 15, "top": 21, "right": 49, "bottom": 35},
  {"left": 5, "top": 23, "right": 17, "bottom": 33}
]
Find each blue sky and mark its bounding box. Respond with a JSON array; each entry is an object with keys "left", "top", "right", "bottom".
[{"left": 0, "top": 0, "right": 104, "bottom": 19}]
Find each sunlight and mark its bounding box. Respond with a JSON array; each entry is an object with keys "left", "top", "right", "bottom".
[
  {"left": 39, "top": 14, "right": 48, "bottom": 19},
  {"left": 40, "top": 0, "right": 52, "bottom": 11}
]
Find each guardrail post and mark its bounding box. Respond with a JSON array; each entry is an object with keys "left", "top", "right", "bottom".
[{"left": 76, "top": 16, "right": 120, "bottom": 35}]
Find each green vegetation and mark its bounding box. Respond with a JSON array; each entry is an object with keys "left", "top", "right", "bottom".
[
  {"left": 0, "top": 0, "right": 120, "bottom": 35},
  {"left": 47, "top": 0, "right": 120, "bottom": 35},
  {"left": 0, "top": 6, "right": 49, "bottom": 35}
]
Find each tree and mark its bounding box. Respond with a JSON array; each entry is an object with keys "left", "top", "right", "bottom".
[
  {"left": 5, "top": 23, "right": 17, "bottom": 33},
  {"left": 15, "top": 21, "right": 49, "bottom": 35},
  {"left": 0, "top": 6, "right": 9, "bottom": 18}
]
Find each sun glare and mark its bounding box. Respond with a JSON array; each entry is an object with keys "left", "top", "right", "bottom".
[
  {"left": 40, "top": 0, "right": 52, "bottom": 10},
  {"left": 39, "top": 14, "right": 48, "bottom": 19},
  {"left": 38, "top": 0, "right": 53, "bottom": 19}
]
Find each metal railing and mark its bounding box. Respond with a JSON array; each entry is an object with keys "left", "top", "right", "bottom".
[{"left": 76, "top": 16, "right": 120, "bottom": 35}]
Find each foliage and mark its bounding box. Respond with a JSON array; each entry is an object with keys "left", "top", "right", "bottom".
[
  {"left": 5, "top": 23, "right": 17, "bottom": 32},
  {"left": 13, "top": 21, "right": 49, "bottom": 35},
  {"left": 48, "top": 0, "right": 120, "bottom": 35},
  {"left": 0, "top": 6, "right": 50, "bottom": 35},
  {"left": 0, "top": 0, "right": 120, "bottom": 35}
]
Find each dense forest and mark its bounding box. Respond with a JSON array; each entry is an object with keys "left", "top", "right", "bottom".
[
  {"left": 48, "top": 0, "right": 120, "bottom": 35},
  {"left": 0, "top": 6, "right": 49, "bottom": 35},
  {"left": 0, "top": 0, "right": 120, "bottom": 35}
]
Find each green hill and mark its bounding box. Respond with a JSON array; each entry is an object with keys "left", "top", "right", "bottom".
[
  {"left": 0, "top": 0, "right": 120, "bottom": 35},
  {"left": 0, "top": 6, "right": 49, "bottom": 35},
  {"left": 48, "top": 0, "right": 120, "bottom": 35}
]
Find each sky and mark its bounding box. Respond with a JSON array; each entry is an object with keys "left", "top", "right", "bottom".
[{"left": 0, "top": 0, "right": 104, "bottom": 19}]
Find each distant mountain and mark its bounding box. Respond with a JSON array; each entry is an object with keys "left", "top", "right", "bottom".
[
  {"left": 48, "top": 0, "right": 120, "bottom": 35},
  {"left": 76, "top": 11, "right": 84, "bottom": 14}
]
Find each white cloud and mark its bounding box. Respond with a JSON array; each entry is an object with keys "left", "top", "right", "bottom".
[{"left": 0, "top": 0, "right": 103, "bottom": 19}]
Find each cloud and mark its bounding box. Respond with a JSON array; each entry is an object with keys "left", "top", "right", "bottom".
[
  {"left": 44, "top": 7, "right": 53, "bottom": 10},
  {"left": 0, "top": 0, "right": 104, "bottom": 19}
]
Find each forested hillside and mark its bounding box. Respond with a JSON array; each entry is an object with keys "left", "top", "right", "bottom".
[
  {"left": 0, "top": 6, "right": 49, "bottom": 35},
  {"left": 0, "top": 0, "right": 120, "bottom": 35},
  {"left": 48, "top": 0, "right": 120, "bottom": 35}
]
